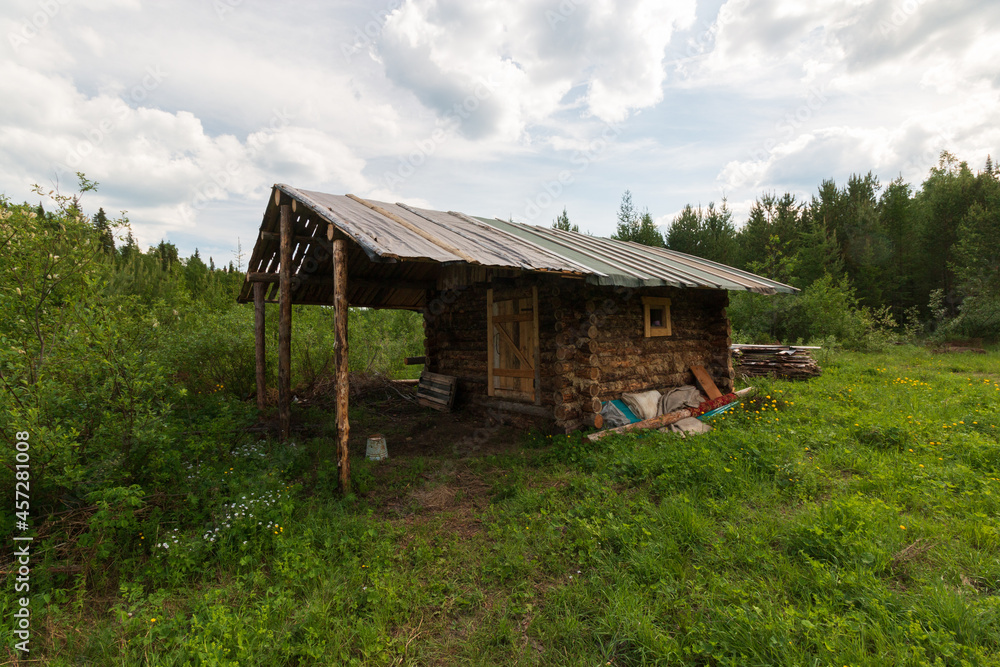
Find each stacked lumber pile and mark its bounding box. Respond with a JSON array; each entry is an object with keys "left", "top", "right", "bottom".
[{"left": 731, "top": 344, "right": 822, "bottom": 380}]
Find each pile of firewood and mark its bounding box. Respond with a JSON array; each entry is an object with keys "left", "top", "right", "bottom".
[{"left": 731, "top": 344, "right": 822, "bottom": 380}]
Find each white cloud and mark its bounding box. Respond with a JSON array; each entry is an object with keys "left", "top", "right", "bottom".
[
  {"left": 0, "top": 0, "right": 997, "bottom": 255},
  {"left": 378, "top": 0, "right": 696, "bottom": 137}
]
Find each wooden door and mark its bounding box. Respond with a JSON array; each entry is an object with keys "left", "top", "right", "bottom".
[{"left": 487, "top": 286, "right": 541, "bottom": 404}]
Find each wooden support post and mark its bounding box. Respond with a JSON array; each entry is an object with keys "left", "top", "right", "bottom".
[
  {"left": 532, "top": 285, "right": 541, "bottom": 406},
  {"left": 253, "top": 283, "right": 266, "bottom": 413},
  {"left": 278, "top": 204, "right": 292, "bottom": 441},
  {"left": 486, "top": 288, "right": 495, "bottom": 397},
  {"left": 333, "top": 238, "right": 350, "bottom": 494}
]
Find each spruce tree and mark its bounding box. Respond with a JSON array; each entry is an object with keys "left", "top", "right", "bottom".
[
  {"left": 92, "top": 207, "right": 115, "bottom": 254},
  {"left": 552, "top": 207, "right": 579, "bottom": 232}
]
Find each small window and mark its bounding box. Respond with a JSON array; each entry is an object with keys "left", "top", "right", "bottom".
[{"left": 642, "top": 297, "right": 671, "bottom": 337}]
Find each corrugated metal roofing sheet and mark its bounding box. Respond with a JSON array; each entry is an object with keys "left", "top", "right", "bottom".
[
  {"left": 249, "top": 184, "right": 797, "bottom": 296},
  {"left": 481, "top": 217, "right": 796, "bottom": 293}
]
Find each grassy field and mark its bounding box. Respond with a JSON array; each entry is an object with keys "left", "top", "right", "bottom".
[{"left": 9, "top": 345, "right": 1000, "bottom": 665}]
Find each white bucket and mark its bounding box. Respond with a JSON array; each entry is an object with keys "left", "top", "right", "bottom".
[{"left": 366, "top": 434, "right": 388, "bottom": 461}]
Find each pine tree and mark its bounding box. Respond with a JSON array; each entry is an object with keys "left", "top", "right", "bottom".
[
  {"left": 552, "top": 207, "right": 579, "bottom": 232},
  {"left": 634, "top": 210, "right": 664, "bottom": 247},
  {"left": 612, "top": 191, "right": 664, "bottom": 247},
  {"left": 612, "top": 190, "right": 638, "bottom": 241},
  {"left": 92, "top": 207, "right": 115, "bottom": 254},
  {"left": 152, "top": 240, "right": 180, "bottom": 271},
  {"left": 120, "top": 231, "right": 140, "bottom": 262},
  {"left": 666, "top": 205, "right": 702, "bottom": 255},
  {"left": 700, "top": 199, "right": 738, "bottom": 264}
]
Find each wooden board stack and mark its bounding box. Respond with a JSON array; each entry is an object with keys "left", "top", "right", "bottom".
[{"left": 731, "top": 344, "right": 822, "bottom": 380}]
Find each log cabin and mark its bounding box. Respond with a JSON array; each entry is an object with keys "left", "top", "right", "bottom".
[{"left": 238, "top": 184, "right": 796, "bottom": 491}]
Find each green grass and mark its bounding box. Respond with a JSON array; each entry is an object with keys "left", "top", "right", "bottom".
[{"left": 7, "top": 346, "right": 1000, "bottom": 665}]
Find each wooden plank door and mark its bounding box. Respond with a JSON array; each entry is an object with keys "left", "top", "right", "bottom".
[{"left": 487, "top": 286, "right": 541, "bottom": 404}]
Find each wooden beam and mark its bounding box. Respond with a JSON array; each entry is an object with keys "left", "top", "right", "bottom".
[
  {"left": 491, "top": 313, "right": 533, "bottom": 323},
  {"left": 278, "top": 204, "right": 292, "bottom": 441},
  {"left": 334, "top": 238, "right": 350, "bottom": 495},
  {"left": 473, "top": 398, "right": 552, "bottom": 419},
  {"left": 248, "top": 272, "right": 435, "bottom": 293},
  {"left": 486, "top": 288, "right": 494, "bottom": 397},
  {"left": 249, "top": 272, "right": 331, "bottom": 285},
  {"left": 690, "top": 364, "right": 722, "bottom": 400},
  {"left": 492, "top": 368, "right": 535, "bottom": 378},
  {"left": 532, "top": 285, "right": 541, "bottom": 406},
  {"left": 260, "top": 231, "right": 332, "bottom": 248},
  {"left": 253, "top": 283, "right": 266, "bottom": 413},
  {"left": 494, "top": 320, "right": 532, "bottom": 369}
]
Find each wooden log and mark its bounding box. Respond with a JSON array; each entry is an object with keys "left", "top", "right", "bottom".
[
  {"left": 576, "top": 338, "right": 599, "bottom": 354},
  {"left": 556, "top": 345, "right": 575, "bottom": 361},
  {"left": 584, "top": 412, "right": 604, "bottom": 429},
  {"left": 554, "top": 403, "right": 581, "bottom": 421},
  {"left": 554, "top": 361, "right": 573, "bottom": 375},
  {"left": 555, "top": 418, "right": 583, "bottom": 434},
  {"left": 333, "top": 239, "right": 350, "bottom": 494},
  {"left": 582, "top": 367, "right": 601, "bottom": 381},
  {"left": 474, "top": 398, "right": 553, "bottom": 419},
  {"left": 405, "top": 356, "right": 426, "bottom": 365},
  {"left": 585, "top": 408, "right": 695, "bottom": 442},
  {"left": 253, "top": 283, "right": 266, "bottom": 413},
  {"left": 581, "top": 396, "right": 602, "bottom": 413},
  {"left": 553, "top": 388, "right": 575, "bottom": 404},
  {"left": 550, "top": 376, "right": 574, "bottom": 390},
  {"left": 278, "top": 204, "right": 292, "bottom": 441},
  {"left": 577, "top": 352, "right": 599, "bottom": 366}
]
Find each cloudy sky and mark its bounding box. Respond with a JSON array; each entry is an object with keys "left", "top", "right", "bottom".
[{"left": 2, "top": 0, "right": 998, "bottom": 264}]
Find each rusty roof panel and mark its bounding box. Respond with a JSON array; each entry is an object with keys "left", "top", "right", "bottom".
[{"left": 237, "top": 184, "right": 798, "bottom": 305}]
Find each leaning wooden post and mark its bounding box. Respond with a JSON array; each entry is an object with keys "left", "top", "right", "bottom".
[
  {"left": 253, "top": 282, "right": 267, "bottom": 413},
  {"left": 332, "top": 237, "right": 351, "bottom": 493},
  {"left": 278, "top": 203, "right": 293, "bottom": 441}
]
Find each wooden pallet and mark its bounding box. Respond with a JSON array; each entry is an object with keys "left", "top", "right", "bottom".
[{"left": 417, "top": 372, "right": 458, "bottom": 412}]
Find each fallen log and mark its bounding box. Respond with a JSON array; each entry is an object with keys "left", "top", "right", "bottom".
[{"left": 585, "top": 408, "right": 695, "bottom": 442}]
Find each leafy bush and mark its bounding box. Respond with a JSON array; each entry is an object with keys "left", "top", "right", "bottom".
[{"left": 730, "top": 274, "right": 898, "bottom": 350}]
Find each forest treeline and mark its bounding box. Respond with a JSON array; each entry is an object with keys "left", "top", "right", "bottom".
[{"left": 600, "top": 152, "right": 1000, "bottom": 345}]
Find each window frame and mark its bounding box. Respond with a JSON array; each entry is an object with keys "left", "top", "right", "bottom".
[{"left": 642, "top": 296, "right": 672, "bottom": 337}]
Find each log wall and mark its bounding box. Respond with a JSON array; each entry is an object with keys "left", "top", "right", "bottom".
[{"left": 423, "top": 277, "right": 734, "bottom": 431}]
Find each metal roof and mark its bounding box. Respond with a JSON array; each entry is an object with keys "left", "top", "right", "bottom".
[
  {"left": 480, "top": 217, "right": 796, "bottom": 293},
  {"left": 237, "top": 184, "right": 797, "bottom": 306}
]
